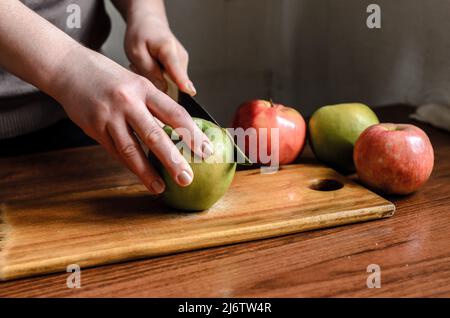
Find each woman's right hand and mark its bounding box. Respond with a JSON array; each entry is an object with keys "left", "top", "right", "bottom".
[{"left": 51, "top": 47, "right": 213, "bottom": 194}]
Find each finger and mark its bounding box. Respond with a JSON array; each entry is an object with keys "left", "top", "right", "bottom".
[
  {"left": 98, "top": 134, "right": 123, "bottom": 164},
  {"left": 108, "top": 121, "right": 166, "bottom": 194},
  {"left": 154, "top": 40, "right": 196, "bottom": 96},
  {"left": 154, "top": 117, "right": 164, "bottom": 127},
  {"left": 128, "top": 45, "right": 168, "bottom": 92},
  {"left": 81, "top": 128, "right": 124, "bottom": 164},
  {"left": 145, "top": 87, "right": 213, "bottom": 159},
  {"left": 126, "top": 104, "right": 195, "bottom": 188},
  {"left": 141, "top": 58, "right": 168, "bottom": 92}
]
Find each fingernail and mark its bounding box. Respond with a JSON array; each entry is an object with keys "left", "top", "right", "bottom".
[
  {"left": 154, "top": 80, "right": 167, "bottom": 92},
  {"left": 186, "top": 81, "right": 197, "bottom": 96},
  {"left": 202, "top": 140, "right": 214, "bottom": 158},
  {"left": 177, "top": 170, "right": 193, "bottom": 186},
  {"left": 151, "top": 179, "right": 165, "bottom": 194}
]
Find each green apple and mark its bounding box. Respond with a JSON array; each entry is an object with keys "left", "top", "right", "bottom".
[
  {"left": 309, "top": 103, "right": 379, "bottom": 173},
  {"left": 150, "top": 118, "right": 237, "bottom": 211}
]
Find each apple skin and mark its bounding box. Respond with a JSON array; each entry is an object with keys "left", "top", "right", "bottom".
[
  {"left": 354, "top": 123, "right": 434, "bottom": 195},
  {"left": 232, "top": 100, "right": 306, "bottom": 165},
  {"left": 308, "top": 103, "right": 379, "bottom": 173},
  {"left": 150, "top": 118, "right": 237, "bottom": 211}
]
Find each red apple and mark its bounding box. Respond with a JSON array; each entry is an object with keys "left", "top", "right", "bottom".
[
  {"left": 232, "top": 100, "right": 306, "bottom": 165},
  {"left": 354, "top": 123, "right": 434, "bottom": 195}
]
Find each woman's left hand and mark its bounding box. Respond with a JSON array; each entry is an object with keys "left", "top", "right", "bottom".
[{"left": 124, "top": 12, "right": 196, "bottom": 96}]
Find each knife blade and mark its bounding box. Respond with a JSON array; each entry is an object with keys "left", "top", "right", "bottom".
[
  {"left": 178, "top": 91, "right": 251, "bottom": 165},
  {"left": 178, "top": 91, "right": 220, "bottom": 127}
]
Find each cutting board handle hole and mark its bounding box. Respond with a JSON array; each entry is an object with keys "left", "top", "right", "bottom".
[{"left": 309, "top": 179, "right": 344, "bottom": 191}]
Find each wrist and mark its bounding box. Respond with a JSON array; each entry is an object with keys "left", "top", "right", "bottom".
[
  {"left": 123, "top": 0, "right": 168, "bottom": 25},
  {"left": 46, "top": 45, "right": 97, "bottom": 103},
  {"left": 128, "top": 10, "right": 169, "bottom": 27}
]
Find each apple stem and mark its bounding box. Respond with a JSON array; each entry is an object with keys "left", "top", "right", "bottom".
[{"left": 269, "top": 98, "right": 274, "bottom": 108}]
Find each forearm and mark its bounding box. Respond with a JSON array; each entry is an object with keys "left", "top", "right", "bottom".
[
  {"left": 112, "top": 0, "right": 168, "bottom": 24},
  {"left": 0, "top": 0, "right": 86, "bottom": 100}
]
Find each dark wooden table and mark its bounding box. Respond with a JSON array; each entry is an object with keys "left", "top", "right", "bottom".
[{"left": 0, "top": 105, "right": 449, "bottom": 297}]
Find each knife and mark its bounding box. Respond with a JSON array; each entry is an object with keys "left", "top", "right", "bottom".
[{"left": 178, "top": 91, "right": 251, "bottom": 165}]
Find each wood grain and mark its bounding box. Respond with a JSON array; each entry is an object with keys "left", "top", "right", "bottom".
[
  {"left": 0, "top": 162, "right": 393, "bottom": 281},
  {"left": 0, "top": 105, "right": 448, "bottom": 297}
]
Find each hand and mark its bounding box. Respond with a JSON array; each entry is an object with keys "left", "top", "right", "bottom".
[
  {"left": 52, "top": 48, "right": 213, "bottom": 194},
  {"left": 0, "top": 0, "right": 211, "bottom": 194},
  {"left": 124, "top": 12, "right": 196, "bottom": 95}
]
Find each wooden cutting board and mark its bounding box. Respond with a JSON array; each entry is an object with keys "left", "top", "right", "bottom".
[{"left": 0, "top": 147, "right": 395, "bottom": 281}]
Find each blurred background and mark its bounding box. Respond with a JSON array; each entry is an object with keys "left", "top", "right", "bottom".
[{"left": 103, "top": 0, "right": 450, "bottom": 126}]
